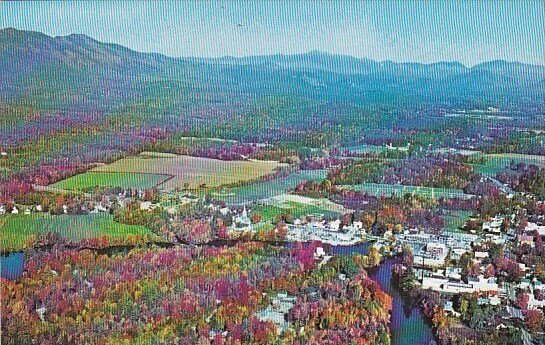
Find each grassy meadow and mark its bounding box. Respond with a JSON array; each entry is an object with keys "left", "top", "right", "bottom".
[
  {"left": 0, "top": 213, "right": 154, "bottom": 252},
  {"left": 207, "top": 169, "right": 328, "bottom": 203},
  {"left": 91, "top": 152, "right": 287, "bottom": 190},
  {"left": 471, "top": 153, "right": 545, "bottom": 177},
  {"left": 51, "top": 171, "right": 170, "bottom": 191},
  {"left": 254, "top": 201, "right": 343, "bottom": 222}
]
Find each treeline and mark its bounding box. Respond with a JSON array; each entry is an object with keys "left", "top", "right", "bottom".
[{"left": 327, "top": 156, "right": 475, "bottom": 190}]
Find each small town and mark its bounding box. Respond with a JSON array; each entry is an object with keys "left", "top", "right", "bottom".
[
  {"left": 1, "top": 3, "right": 544, "bottom": 345},
  {"left": 3, "top": 177, "right": 545, "bottom": 344}
]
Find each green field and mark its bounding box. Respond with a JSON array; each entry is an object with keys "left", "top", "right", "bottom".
[
  {"left": 338, "top": 183, "right": 471, "bottom": 199},
  {"left": 51, "top": 152, "right": 288, "bottom": 192},
  {"left": 471, "top": 153, "right": 545, "bottom": 177},
  {"left": 207, "top": 170, "right": 328, "bottom": 203},
  {"left": 95, "top": 152, "right": 287, "bottom": 190},
  {"left": 339, "top": 145, "right": 388, "bottom": 154},
  {"left": 442, "top": 210, "right": 474, "bottom": 233},
  {"left": 51, "top": 171, "right": 170, "bottom": 191},
  {"left": 0, "top": 214, "right": 154, "bottom": 252},
  {"left": 469, "top": 163, "right": 504, "bottom": 176},
  {"left": 254, "top": 201, "right": 342, "bottom": 222}
]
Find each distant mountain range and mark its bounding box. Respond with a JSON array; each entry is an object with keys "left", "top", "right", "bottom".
[
  {"left": 189, "top": 50, "right": 544, "bottom": 81},
  {"left": 1, "top": 27, "right": 544, "bottom": 107}
]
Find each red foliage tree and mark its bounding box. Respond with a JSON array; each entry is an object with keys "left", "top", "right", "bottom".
[{"left": 525, "top": 309, "right": 543, "bottom": 332}]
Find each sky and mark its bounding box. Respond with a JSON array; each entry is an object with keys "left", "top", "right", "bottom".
[{"left": 1, "top": 1, "right": 544, "bottom": 66}]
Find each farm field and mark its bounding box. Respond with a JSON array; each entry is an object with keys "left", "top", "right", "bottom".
[
  {"left": 208, "top": 169, "right": 327, "bottom": 204},
  {"left": 51, "top": 171, "right": 170, "bottom": 191},
  {"left": 94, "top": 152, "right": 287, "bottom": 190},
  {"left": 52, "top": 152, "right": 288, "bottom": 191},
  {"left": 338, "top": 183, "right": 472, "bottom": 199},
  {"left": 0, "top": 213, "right": 155, "bottom": 252},
  {"left": 470, "top": 153, "right": 545, "bottom": 176}
]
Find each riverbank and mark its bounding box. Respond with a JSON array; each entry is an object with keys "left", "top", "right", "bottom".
[{"left": 369, "top": 256, "right": 437, "bottom": 345}]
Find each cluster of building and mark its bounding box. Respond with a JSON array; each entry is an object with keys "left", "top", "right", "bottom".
[
  {"left": 0, "top": 204, "right": 43, "bottom": 216},
  {"left": 254, "top": 292, "right": 297, "bottom": 335},
  {"left": 286, "top": 214, "right": 364, "bottom": 245},
  {"left": 395, "top": 230, "right": 478, "bottom": 268},
  {"left": 390, "top": 212, "right": 545, "bottom": 327},
  {"left": 0, "top": 189, "right": 202, "bottom": 218}
]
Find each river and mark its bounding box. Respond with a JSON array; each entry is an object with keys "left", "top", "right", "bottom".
[
  {"left": 324, "top": 242, "right": 436, "bottom": 345},
  {"left": 368, "top": 257, "right": 436, "bottom": 345},
  {"left": 1, "top": 252, "right": 24, "bottom": 280},
  {"left": 1, "top": 242, "right": 436, "bottom": 345}
]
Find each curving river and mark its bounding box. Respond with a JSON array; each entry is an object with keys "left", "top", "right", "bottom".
[
  {"left": 326, "top": 242, "right": 436, "bottom": 345},
  {"left": 368, "top": 257, "right": 436, "bottom": 345}
]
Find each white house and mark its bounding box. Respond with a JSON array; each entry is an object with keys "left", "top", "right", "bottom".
[
  {"left": 352, "top": 221, "right": 363, "bottom": 230},
  {"left": 329, "top": 219, "right": 342, "bottom": 232},
  {"left": 467, "top": 275, "right": 499, "bottom": 292},
  {"left": 482, "top": 215, "right": 504, "bottom": 233},
  {"left": 139, "top": 201, "right": 154, "bottom": 211},
  {"left": 525, "top": 222, "right": 545, "bottom": 236},
  {"left": 444, "top": 301, "right": 461, "bottom": 317},
  {"left": 478, "top": 296, "right": 501, "bottom": 306},
  {"left": 445, "top": 267, "right": 462, "bottom": 280},
  {"left": 95, "top": 204, "right": 108, "bottom": 212},
  {"left": 314, "top": 246, "right": 326, "bottom": 258},
  {"left": 527, "top": 294, "right": 545, "bottom": 310},
  {"left": 422, "top": 274, "right": 498, "bottom": 294},
  {"left": 451, "top": 248, "right": 467, "bottom": 261},
  {"left": 474, "top": 251, "right": 489, "bottom": 262}
]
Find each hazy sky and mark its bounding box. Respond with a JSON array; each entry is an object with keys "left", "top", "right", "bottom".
[{"left": 2, "top": 1, "right": 543, "bottom": 66}]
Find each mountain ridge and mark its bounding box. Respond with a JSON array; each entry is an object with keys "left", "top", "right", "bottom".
[
  {"left": 1, "top": 27, "right": 543, "bottom": 108},
  {"left": 2, "top": 27, "right": 543, "bottom": 71}
]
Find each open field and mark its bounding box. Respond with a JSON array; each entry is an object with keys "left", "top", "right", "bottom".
[
  {"left": 254, "top": 194, "right": 349, "bottom": 222},
  {"left": 254, "top": 202, "right": 343, "bottom": 222},
  {"left": 265, "top": 194, "right": 351, "bottom": 214},
  {"left": 51, "top": 172, "right": 170, "bottom": 191},
  {"left": 338, "top": 183, "right": 472, "bottom": 199},
  {"left": 442, "top": 210, "right": 473, "bottom": 233},
  {"left": 432, "top": 148, "right": 483, "bottom": 156},
  {"left": 94, "top": 152, "right": 287, "bottom": 190},
  {"left": 339, "top": 145, "right": 388, "bottom": 155},
  {"left": 52, "top": 152, "right": 288, "bottom": 191},
  {"left": 207, "top": 170, "right": 327, "bottom": 204},
  {"left": 471, "top": 153, "right": 545, "bottom": 176},
  {"left": 0, "top": 214, "right": 155, "bottom": 252}
]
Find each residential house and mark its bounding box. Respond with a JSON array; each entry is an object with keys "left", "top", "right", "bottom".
[{"left": 517, "top": 234, "right": 534, "bottom": 247}]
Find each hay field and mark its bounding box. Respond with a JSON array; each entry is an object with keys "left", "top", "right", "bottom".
[{"left": 90, "top": 152, "right": 288, "bottom": 190}]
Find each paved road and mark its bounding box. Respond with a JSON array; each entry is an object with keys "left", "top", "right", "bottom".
[{"left": 486, "top": 176, "right": 516, "bottom": 195}]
